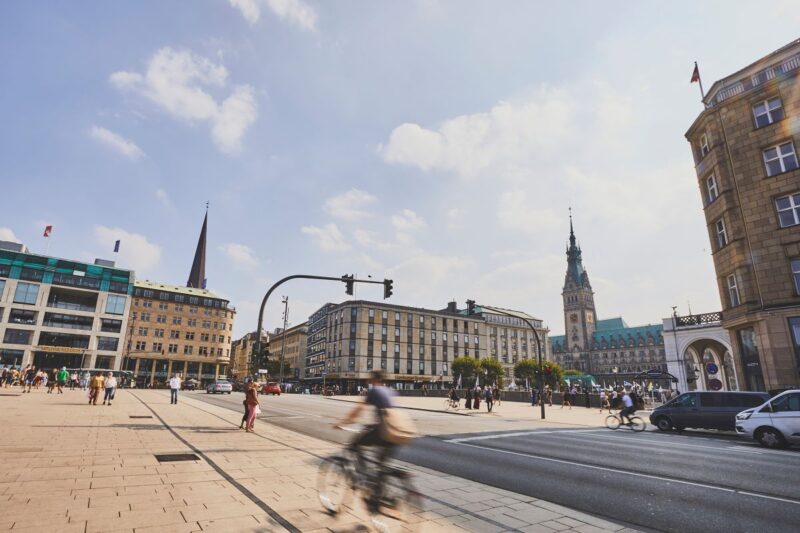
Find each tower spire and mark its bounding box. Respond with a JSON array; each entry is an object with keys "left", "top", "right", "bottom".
[
  {"left": 568, "top": 206, "right": 576, "bottom": 248},
  {"left": 187, "top": 207, "right": 208, "bottom": 289}
]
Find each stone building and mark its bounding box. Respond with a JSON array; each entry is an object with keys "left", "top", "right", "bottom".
[
  {"left": 549, "top": 218, "right": 667, "bottom": 383},
  {"left": 230, "top": 331, "right": 265, "bottom": 379},
  {"left": 685, "top": 38, "right": 800, "bottom": 391},
  {"left": 122, "top": 212, "right": 236, "bottom": 386},
  {"left": 0, "top": 241, "right": 133, "bottom": 371},
  {"left": 304, "top": 299, "right": 547, "bottom": 390},
  {"left": 266, "top": 323, "right": 308, "bottom": 382}
]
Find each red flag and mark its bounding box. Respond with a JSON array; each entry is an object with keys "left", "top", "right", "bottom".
[
  {"left": 43, "top": 225, "right": 53, "bottom": 237},
  {"left": 690, "top": 63, "right": 701, "bottom": 83}
]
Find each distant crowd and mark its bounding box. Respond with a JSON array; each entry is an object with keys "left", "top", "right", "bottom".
[{"left": 1, "top": 365, "right": 118, "bottom": 405}]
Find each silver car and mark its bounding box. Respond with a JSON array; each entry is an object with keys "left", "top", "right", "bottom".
[
  {"left": 206, "top": 380, "right": 233, "bottom": 394},
  {"left": 736, "top": 389, "right": 800, "bottom": 448}
]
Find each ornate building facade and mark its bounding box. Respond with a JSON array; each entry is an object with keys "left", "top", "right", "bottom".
[{"left": 549, "top": 218, "right": 667, "bottom": 382}]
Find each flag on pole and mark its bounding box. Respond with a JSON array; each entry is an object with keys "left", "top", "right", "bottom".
[
  {"left": 113, "top": 240, "right": 121, "bottom": 253},
  {"left": 690, "top": 62, "right": 701, "bottom": 83},
  {"left": 43, "top": 225, "right": 53, "bottom": 237},
  {"left": 525, "top": 376, "right": 529, "bottom": 390}
]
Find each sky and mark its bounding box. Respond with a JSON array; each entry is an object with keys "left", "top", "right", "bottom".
[{"left": 2, "top": 1, "right": 799, "bottom": 339}]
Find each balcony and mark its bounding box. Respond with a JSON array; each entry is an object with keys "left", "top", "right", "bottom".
[
  {"left": 674, "top": 312, "right": 722, "bottom": 329},
  {"left": 707, "top": 47, "right": 800, "bottom": 107}
]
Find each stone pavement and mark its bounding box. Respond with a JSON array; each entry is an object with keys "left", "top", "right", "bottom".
[
  {"left": 329, "top": 395, "right": 651, "bottom": 429},
  {"left": 0, "top": 387, "right": 638, "bottom": 532}
]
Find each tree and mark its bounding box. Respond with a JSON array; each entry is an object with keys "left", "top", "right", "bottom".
[
  {"left": 451, "top": 357, "right": 478, "bottom": 383},
  {"left": 513, "top": 359, "right": 563, "bottom": 389},
  {"left": 479, "top": 358, "right": 504, "bottom": 387}
]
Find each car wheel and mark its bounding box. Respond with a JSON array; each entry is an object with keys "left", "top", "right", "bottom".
[
  {"left": 756, "top": 427, "right": 787, "bottom": 449},
  {"left": 227, "top": 391, "right": 231, "bottom": 394},
  {"left": 206, "top": 389, "right": 210, "bottom": 394},
  {"left": 655, "top": 417, "right": 673, "bottom": 432}
]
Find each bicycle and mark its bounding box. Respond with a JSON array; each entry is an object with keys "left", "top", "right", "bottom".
[
  {"left": 443, "top": 397, "right": 459, "bottom": 410},
  {"left": 605, "top": 411, "right": 646, "bottom": 432},
  {"left": 318, "top": 426, "right": 422, "bottom": 532}
]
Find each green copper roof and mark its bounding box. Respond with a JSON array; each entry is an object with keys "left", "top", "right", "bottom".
[{"left": 596, "top": 317, "right": 628, "bottom": 331}]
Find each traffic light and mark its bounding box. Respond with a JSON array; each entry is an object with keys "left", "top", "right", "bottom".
[
  {"left": 342, "top": 274, "right": 355, "bottom": 295},
  {"left": 383, "top": 278, "right": 393, "bottom": 299},
  {"left": 466, "top": 299, "right": 476, "bottom": 315}
]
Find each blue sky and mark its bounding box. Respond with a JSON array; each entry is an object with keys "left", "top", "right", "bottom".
[{"left": 2, "top": 1, "right": 799, "bottom": 338}]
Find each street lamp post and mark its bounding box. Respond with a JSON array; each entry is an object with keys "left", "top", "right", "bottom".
[{"left": 470, "top": 302, "right": 546, "bottom": 420}]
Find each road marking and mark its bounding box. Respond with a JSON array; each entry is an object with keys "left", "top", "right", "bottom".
[
  {"left": 546, "top": 431, "right": 766, "bottom": 455},
  {"left": 449, "top": 441, "right": 800, "bottom": 506},
  {"left": 445, "top": 429, "right": 604, "bottom": 443}
]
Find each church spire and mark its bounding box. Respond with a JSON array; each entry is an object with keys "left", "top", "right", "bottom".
[
  {"left": 565, "top": 208, "right": 587, "bottom": 287},
  {"left": 187, "top": 206, "right": 208, "bottom": 289}
]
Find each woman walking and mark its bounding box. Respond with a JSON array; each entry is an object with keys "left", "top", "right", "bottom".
[
  {"left": 485, "top": 386, "right": 494, "bottom": 413},
  {"left": 89, "top": 372, "right": 105, "bottom": 405},
  {"left": 600, "top": 389, "right": 611, "bottom": 413},
  {"left": 561, "top": 387, "right": 572, "bottom": 409},
  {"left": 102, "top": 372, "right": 117, "bottom": 405},
  {"left": 464, "top": 387, "right": 472, "bottom": 410},
  {"left": 244, "top": 381, "right": 260, "bottom": 432},
  {"left": 473, "top": 386, "right": 480, "bottom": 410}
]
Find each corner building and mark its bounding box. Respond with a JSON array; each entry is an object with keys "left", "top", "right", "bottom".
[
  {"left": 0, "top": 242, "right": 133, "bottom": 371},
  {"left": 304, "top": 300, "right": 548, "bottom": 390},
  {"left": 686, "top": 39, "right": 800, "bottom": 391}
]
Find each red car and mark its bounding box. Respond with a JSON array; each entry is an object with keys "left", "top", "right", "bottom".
[{"left": 261, "top": 382, "right": 281, "bottom": 395}]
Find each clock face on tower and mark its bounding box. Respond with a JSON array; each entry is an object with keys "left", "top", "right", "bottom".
[
  {"left": 586, "top": 312, "right": 594, "bottom": 323},
  {"left": 570, "top": 313, "right": 578, "bottom": 323}
]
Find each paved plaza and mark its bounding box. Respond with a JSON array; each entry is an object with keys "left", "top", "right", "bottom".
[{"left": 0, "top": 388, "right": 633, "bottom": 532}]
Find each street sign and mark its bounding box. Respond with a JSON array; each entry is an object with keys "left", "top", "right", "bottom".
[
  {"left": 706, "top": 363, "right": 719, "bottom": 375},
  {"left": 258, "top": 369, "right": 269, "bottom": 374},
  {"left": 709, "top": 378, "right": 723, "bottom": 391},
  {"left": 646, "top": 370, "right": 664, "bottom": 378},
  {"left": 320, "top": 371, "right": 327, "bottom": 376}
]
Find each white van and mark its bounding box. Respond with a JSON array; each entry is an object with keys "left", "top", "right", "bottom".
[{"left": 735, "top": 389, "right": 800, "bottom": 448}]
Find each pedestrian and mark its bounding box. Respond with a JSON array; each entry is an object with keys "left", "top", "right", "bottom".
[
  {"left": 89, "top": 372, "right": 104, "bottom": 405},
  {"left": 600, "top": 389, "right": 611, "bottom": 413},
  {"left": 81, "top": 371, "right": 90, "bottom": 390},
  {"left": 494, "top": 386, "right": 501, "bottom": 406},
  {"left": 485, "top": 386, "right": 494, "bottom": 412},
  {"left": 561, "top": 388, "right": 571, "bottom": 409},
  {"left": 584, "top": 389, "right": 591, "bottom": 409},
  {"left": 23, "top": 366, "right": 36, "bottom": 393},
  {"left": 4, "top": 367, "right": 14, "bottom": 388},
  {"left": 35, "top": 370, "right": 44, "bottom": 389},
  {"left": 473, "top": 386, "right": 481, "bottom": 410},
  {"left": 570, "top": 386, "right": 578, "bottom": 407},
  {"left": 610, "top": 389, "right": 619, "bottom": 409},
  {"left": 239, "top": 394, "right": 250, "bottom": 430},
  {"left": 69, "top": 370, "right": 78, "bottom": 390},
  {"left": 464, "top": 387, "right": 472, "bottom": 410},
  {"left": 422, "top": 384, "right": 428, "bottom": 397},
  {"left": 169, "top": 374, "right": 181, "bottom": 404},
  {"left": 103, "top": 373, "right": 117, "bottom": 405},
  {"left": 245, "top": 381, "right": 260, "bottom": 432},
  {"left": 531, "top": 387, "right": 538, "bottom": 406},
  {"left": 56, "top": 367, "right": 68, "bottom": 394}
]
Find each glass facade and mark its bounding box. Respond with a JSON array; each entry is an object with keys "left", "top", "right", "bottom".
[
  {"left": 13, "top": 282, "right": 39, "bottom": 305},
  {"left": 738, "top": 328, "right": 765, "bottom": 391},
  {"left": 105, "top": 295, "right": 127, "bottom": 315}
]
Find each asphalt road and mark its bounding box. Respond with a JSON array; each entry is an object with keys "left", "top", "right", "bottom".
[{"left": 190, "top": 392, "right": 800, "bottom": 532}]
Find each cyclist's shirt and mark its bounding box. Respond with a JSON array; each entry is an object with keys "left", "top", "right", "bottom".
[
  {"left": 621, "top": 394, "right": 633, "bottom": 408},
  {"left": 367, "top": 385, "right": 394, "bottom": 411}
]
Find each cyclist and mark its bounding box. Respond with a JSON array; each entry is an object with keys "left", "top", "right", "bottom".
[
  {"left": 619, "top": 389, "right": 635, "bottom": 425},
  {"left": 335, "top": 370, "right": 396, "bottom": 511}
]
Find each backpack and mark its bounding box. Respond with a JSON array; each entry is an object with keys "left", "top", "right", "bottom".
[{"left": 379, "top": 408, "right": 417, "bottom": 445}]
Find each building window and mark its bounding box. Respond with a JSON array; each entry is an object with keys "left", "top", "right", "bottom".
[
  {"left": 184, "top": 346, "right": 193, "bottom": 355},
  {"left": 368, "top": 309, "right": 374, "bottom": 318},
  {"left": 727, "top": 274, "right": 740, "bottom": 307},
  {"left": 13, "top": 282, "right": 39, "bottom": 305},
  {"left": 792, "top": 259, "right": 800, "bottom": 295},
  {"left": 382, "top": 311, "right": 388, "bottom": 320},
  {"left": 699, "top": 133, "right": 710, "bottom": 158},
  {"left": 763, "top": 142, "right": 799, "bottom": 177},
  {"left": 368, "top": 324, "right": 374, "bottom": 335},
  {"left": 776, "top": 193, "right": 800, "bottom": 228},
  {"left": 168, "top": 344, "right": 178, "bottom": 354},
  {"left": 97, "top": 337, "right": 119, "bottom": 351},
  {"left": 3, "top": 329, "right": 33, "bottom": 345},
  {"left": 715, "top": 218, "right": 728, "bottom": 249},
  {"left": 394, "top": 312, "right": 400, "bottom": 321},
  {"left": 135, "top": 341, "right": 146, "bottom": 350},
  {"left": 706, "top": 175, "right": 718, "bottom": 204},
  {"left": 105, "top": 294, "right": 126, "bottom": 315},
  {"left": 753, "top": 97, "right": 784, "bottom": 128},
  {"left": 170, "top": 330, "right": 179, "bottom": 339}
]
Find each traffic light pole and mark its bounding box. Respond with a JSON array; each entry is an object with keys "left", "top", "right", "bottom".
[
  {"left": 252, "top": 274, "right": 392, "bottom": 376},
  {"left": 471, "top": 303, "right": 547, "bottom": 420}
]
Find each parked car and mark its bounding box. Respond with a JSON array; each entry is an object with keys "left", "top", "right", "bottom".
[
  {"left": 261, "top": 382, "right": 281, "bottom": 395},
  {"left": 206, "top": 380, "right": 233, "bottom": 394},
  {"left": 736, "top": 389, "right": 800, "bottom": 448},
  {"left": 182, "top": 379, "right": 199, "bottom": 391},
  {"left": 650, "top": 391, "right": 771, "bottom": 432}
]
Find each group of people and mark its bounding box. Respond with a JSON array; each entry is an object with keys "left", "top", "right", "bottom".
[
  {"left": 529, "top": 386, "right": 554, "bottom": 407},
  {"left": 448, "top": 385, "right": 501, "bottom": 412},
  {"left": 0, "top": 365, "right": 117, "bottom": 404}
]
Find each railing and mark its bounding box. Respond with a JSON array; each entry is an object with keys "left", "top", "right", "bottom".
[
  {"left": 709, "top": 51, "right": 800, "bottom": 106},
  {"left": 674, "top": 312, "right": 722, "bottom": 328}
]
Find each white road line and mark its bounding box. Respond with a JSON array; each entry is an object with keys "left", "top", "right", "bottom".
[
  {"left": 449, "top": 441, "right": 800, "bottom": 506},
  {"left": 545, "top": 431, "right": 766, "bottom": 455},
  {"left": 445, "top": 429, "right": 604, "bottom": 443}
]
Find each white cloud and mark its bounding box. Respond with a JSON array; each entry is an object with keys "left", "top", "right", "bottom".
[
  {"left": 301, "top": 223, "right": 350, "bottom": 252},
  {"left": 392, "top": 209, "right": 427, "bottom": 231},
  {"left": 497, "top": 190, "right": 560, "bottom": 233},
  {"left": 93, "top": 226, "right": 161, "bottom": 275},
  {"left": 0, "top": 228, "right": 20, "bottom": 242},
  {"left": 229, "top": 0, "right": 260, "bottom": 24},
  {"left": 324, "top": 189, "right": 377, "bottom": 220},
  {"left": 111, "top": 47, "right": 258, "bottom": 155},
  {"left": 220, "top": 243, "right": 259, "bottom": 270},
  {"left": 230, "top": 0, "right": 318, "bottom": 31},
  {"left": 155, "top": 188, "right": 170, "bottom": 207},
  {"left": 446, "top": 208, "right": 464, "bottom": 230},
  {"left": 88, "top": 126, "right": 145, "bottom": 160}
]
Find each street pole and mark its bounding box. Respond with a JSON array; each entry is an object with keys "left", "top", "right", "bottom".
[
  {"left": 473, "top": 304, "right": 546, "bottom": 420},
  {"left": 278, "top": 296, "right": 289, "bottom": 388}
]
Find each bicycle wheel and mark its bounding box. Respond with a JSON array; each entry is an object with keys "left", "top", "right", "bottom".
[
  {"left": 629, "top": 416, "right": 646, "bottom": 432},
  {"left": 371, "top": 468, "right": 423, "bottom": 533},
  {"left": 317, "top": 455, "right": 353, "bottom": 515},
  {"left": 605, "top": 414, "right": 621, "bottom": 430}
]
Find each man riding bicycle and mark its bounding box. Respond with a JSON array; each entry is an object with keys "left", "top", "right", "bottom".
[
  {"left": 335, "top": 370, "right": 396, "bottom": 511},
  {"left": 619, "top": 389, "right": 636, "bottom": 425}
]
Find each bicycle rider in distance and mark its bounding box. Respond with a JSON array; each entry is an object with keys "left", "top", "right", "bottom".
[
  {"left": 619, "top": 388, "right": 636, "bottom": 425},
  {"left": 334, "top": 370, "right": 397, "bottom": 511}
]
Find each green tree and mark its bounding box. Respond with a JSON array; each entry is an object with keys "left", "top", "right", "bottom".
[
  {"left": 451, "top": 357, "right": 478, "bottom": 383},
  {"left": 479, "top": 358, "right": 504, "bottom": 387},
  {"left": 513, "top": 359, "right": 563, "bottom": 389},
  {"left": 514, "top": 359, "right": 538, "bottom": 382}
]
